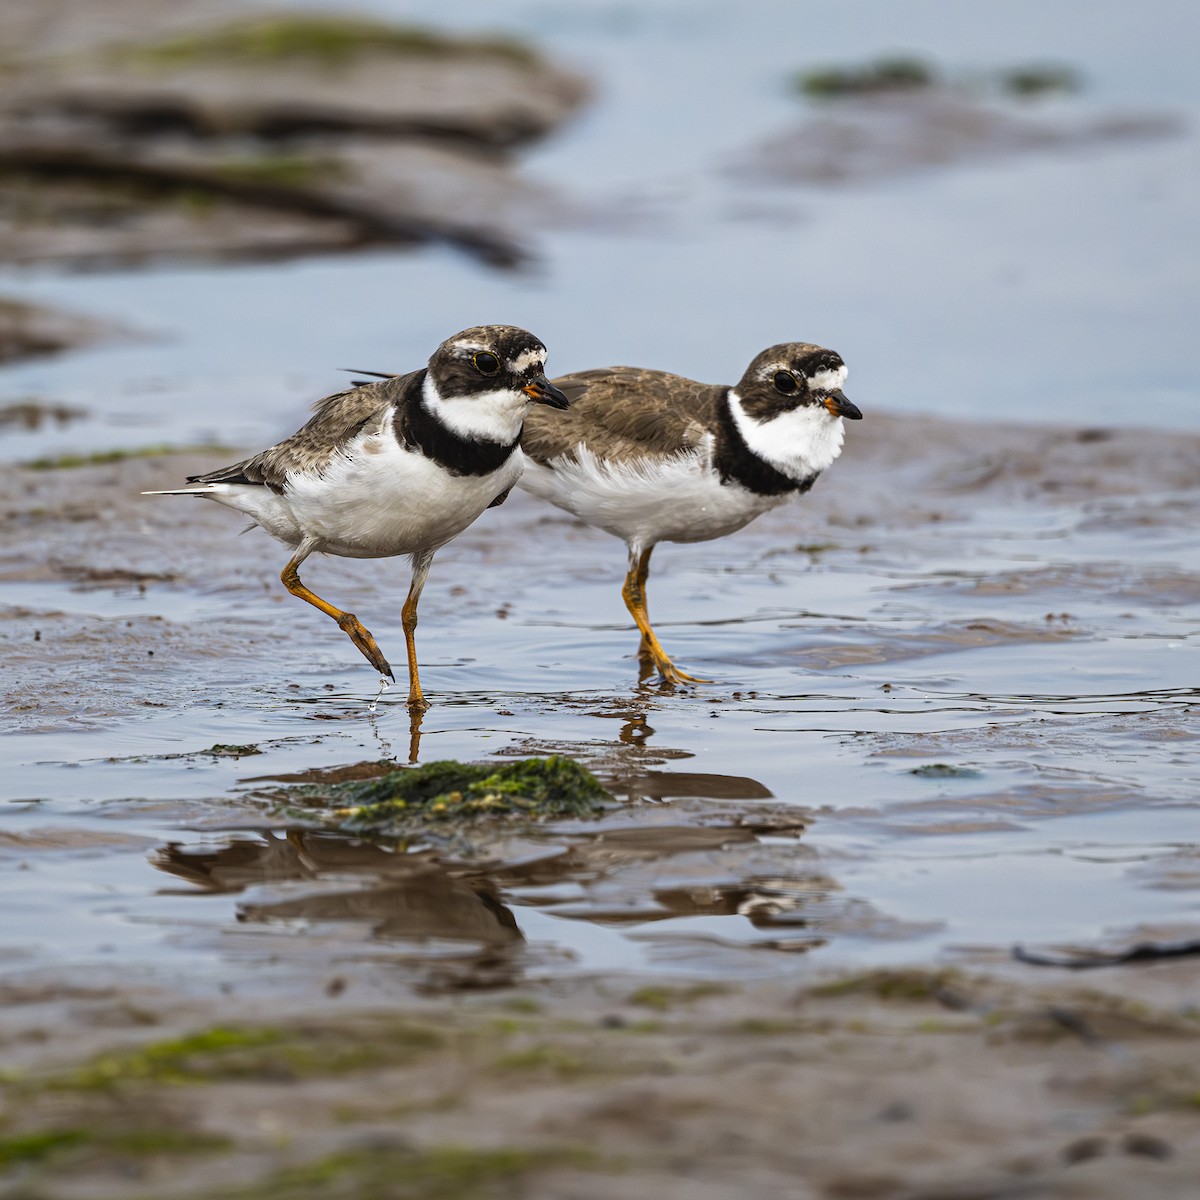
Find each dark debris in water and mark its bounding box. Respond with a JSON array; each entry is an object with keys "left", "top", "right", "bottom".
[
  {"left": 1013, "top": 937, "right": 1200, "bottom": 970},
  {"left": 273, "top": 756, "right": 611, "bottom": 846},
  {"left": 243, "top": 759, "right": 394, "bottom": 786},
  {"left": 909, "top": 763, "right": 983, "bottom": 779},
  {"left": 207, "top": 743, "right": 261, "bottom": 759}
]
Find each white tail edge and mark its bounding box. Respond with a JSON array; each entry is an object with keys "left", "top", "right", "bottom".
[{"left": 141, "top": 486, "right": 219, "bottom": 496}]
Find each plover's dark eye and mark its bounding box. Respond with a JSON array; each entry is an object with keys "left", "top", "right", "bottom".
[
  {"left": 773, "top": 371, "right": 798, "bottom": 395},
  {"left": 473, "top": 352, "right": 501, "bottom": 376}
]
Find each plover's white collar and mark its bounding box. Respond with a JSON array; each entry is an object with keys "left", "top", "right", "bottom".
[
  {"left": 421, "top": 371, "right": 526, "bottom": 445},
  {"left": 727, "top": 386, "right": 846, "bottom": 483}
]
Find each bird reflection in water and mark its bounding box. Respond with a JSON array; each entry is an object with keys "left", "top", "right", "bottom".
[
  {"left": 153, "top": 753, "right": 841, "bottom": 976},
  {"left": 155, "top": 831, "right": 522, "bottom": 987},
  {"left": 365, "top": 700, "right": 423, "bottom": 764}
]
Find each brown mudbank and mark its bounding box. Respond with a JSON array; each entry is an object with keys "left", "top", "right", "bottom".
[
  {"left": 0, "top": 398, "right": 88, "bottom": 428},
  {"left": 47, "top": 16, "right": 573, "bottom": 149},
  {"left": 2, "top": 966, "right": 1198, "bottom": 1200}
]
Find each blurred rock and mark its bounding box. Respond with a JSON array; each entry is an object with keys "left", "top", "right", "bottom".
[
  {"left": 0, "top": 7, "right": 588, "bottom": 268},
  {"left": 21, "top": 16, "right": 580, "bottom": 148},
  {"left": 0, "top": 295, "right": 111, "bottom": 363},
  {"left": 739, "top": 88, "right": 1179, "bottom": 187}
]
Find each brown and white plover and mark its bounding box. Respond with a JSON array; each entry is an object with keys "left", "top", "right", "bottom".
[
  {"left": 519, "top": 342, "right": 861, "bottom": 685},
  {"left": 145, "top": 325, "right": 570, "bottom": 709}
]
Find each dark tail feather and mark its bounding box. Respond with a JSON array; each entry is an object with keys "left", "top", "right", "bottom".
[
  {"left": 186, "top": 464, "right": 255, "bottom": 486},
  {"left": 342, "top": 368, "right": 398, "bottom": 388}
]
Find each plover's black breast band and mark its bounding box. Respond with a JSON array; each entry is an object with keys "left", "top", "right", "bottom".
[{"left": 393, "top": 370, "right": 520, "bottom": 477}]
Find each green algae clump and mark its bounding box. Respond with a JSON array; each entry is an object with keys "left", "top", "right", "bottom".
[
  {"left": 119, "top": 16, "right": 536, "bottom": 71},
  {"left": 312, "top": 756, "right": 610, "bottom": 833},
  {"left": 798, "top": 56, "right": 935, "bottom": 98},
  {"left": 53, "top": 1020, "right": 444, "bottom": 1091},
  {"left": 236, "top": 1144, "right": 597, "bottom": 1200},
  {"left": 24, "top": 443, "right": 234, "bottom": 470},
  {"left": 58, "top": 1027, "right": 286, "bottom": 1089},
  {"left": 0, "top": 1127, "right": 229, "bottom": 1168},
  {"left": 809, "top": 969, "right": 965, "bottom": 1002}
]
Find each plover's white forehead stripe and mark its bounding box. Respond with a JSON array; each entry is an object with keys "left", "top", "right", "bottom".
[
  {"left": 510, "top": 348, "right": 545, "bottom": 374},
  {"left": 807, "top": 365, "right": 848, "bottom": 392}
]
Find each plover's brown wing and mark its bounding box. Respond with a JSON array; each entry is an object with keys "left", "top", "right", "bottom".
[
  {"left": 188, "top": 372, "right": 418, "bottom": 491},
  {"left": 524, "top": 367, "right": 722, "bottom": 465}
]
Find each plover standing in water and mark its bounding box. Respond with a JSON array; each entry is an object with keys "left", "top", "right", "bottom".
[
  {"left": 146, "top": 325, "right": 569, "bottom": 710},
  {"left": 520, "top": 343, "right": 861, "bottom": 685}
]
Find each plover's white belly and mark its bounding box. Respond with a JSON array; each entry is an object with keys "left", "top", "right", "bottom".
[
  {"left": 521, "top": 446, "right": 785, "bottom": 549},
  {"left": 212, "top": 430, "right": 522, "bottom": 559},
  {"left": 200, "top": 484, "right": 304, "bottom": 547}
]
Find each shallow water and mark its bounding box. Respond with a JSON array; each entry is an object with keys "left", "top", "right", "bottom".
[
  {"left": 1, "top": 0, "right": 1199, "bottom": 1002},
  {"left": 4, "top": 419, "right": 1198, "bottom": 996}
]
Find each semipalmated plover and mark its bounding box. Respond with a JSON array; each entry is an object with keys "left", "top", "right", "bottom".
[
  {"left": 520, "top": 343, "right": 861, "bottom": 684},
  {"left": 145, "top": 325, "right": 569, "bottom": 709}
]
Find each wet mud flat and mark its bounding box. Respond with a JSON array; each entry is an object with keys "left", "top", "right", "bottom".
[
  {"left": 2, "top": 407, "right": 1199, "bottom": 1196},
  {"left": 2, "top": 964, "right": 1198, "bottom": 1200}
]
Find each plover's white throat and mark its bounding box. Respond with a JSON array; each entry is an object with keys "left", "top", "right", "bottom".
[
  {"left": 144, "top": 325, "right": 570, "bottom": 710},
  {"left": 520, "top": 342, "right": 861, "bottom": 685}
]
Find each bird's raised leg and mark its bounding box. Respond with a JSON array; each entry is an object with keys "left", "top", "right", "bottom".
[
  {"left": 281, "top": 541, "right": 393, "bottom": 680},
  {"left": 621, "top": 542, "right": 710, "bottom": 686},
  {"left": 401, "top": 549, "right": 436, "bottom": 711}
]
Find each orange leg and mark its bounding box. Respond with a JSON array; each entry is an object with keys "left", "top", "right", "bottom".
[
  {"left": 621, "top": 544, "right": 710, "bottom": 686},
  {"left": 400, "top": 550, "right": 435, "bottom": 711},
  {"left": 281, "top": 545, "right": 393, "bottom": 680}
]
